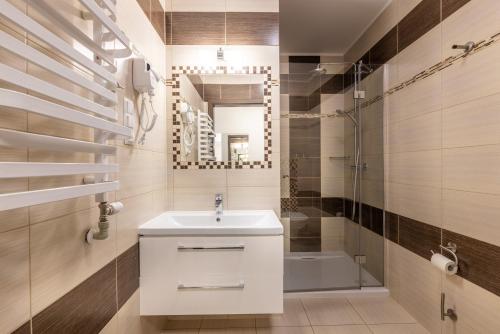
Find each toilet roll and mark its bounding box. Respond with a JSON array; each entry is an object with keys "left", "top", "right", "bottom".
[{"left": 431, "top": 253, "right": 458, "bottom": 275}]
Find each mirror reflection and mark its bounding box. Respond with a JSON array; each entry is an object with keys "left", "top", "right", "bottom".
[{"left": 178, "top": 73, "right": 266, "bottom": 162}]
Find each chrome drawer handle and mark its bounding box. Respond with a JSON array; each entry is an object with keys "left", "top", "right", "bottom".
[
  {"left": 177, "top": 281, "right": 245, "bottom": 290},
  {"left": 177, "top": 244, "right": 245, "bottom": 251}
]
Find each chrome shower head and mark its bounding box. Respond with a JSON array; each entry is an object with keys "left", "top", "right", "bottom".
[{"left": 312, "top": 64, "right": 327, "bottom": 75}]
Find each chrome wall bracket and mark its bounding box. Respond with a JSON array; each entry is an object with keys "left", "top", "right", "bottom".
[
  {"left": 441, "top": 293, "right": 458, "bottom": 321},
  {"left": 452, "top": 41, "right": 475, "bottom": 53}
]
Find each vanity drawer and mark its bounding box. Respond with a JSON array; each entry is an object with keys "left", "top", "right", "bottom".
[{"left": 140, "top": 235, "right": 283, "bottom": 315}]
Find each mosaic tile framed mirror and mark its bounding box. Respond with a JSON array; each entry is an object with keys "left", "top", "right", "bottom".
[{"left": 171, "top": 65, "right": 273, "bottom": 170}]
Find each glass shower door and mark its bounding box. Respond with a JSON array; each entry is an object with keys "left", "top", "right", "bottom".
[{"left": 281, "top": 60, "right": 362, "bottom": 291}]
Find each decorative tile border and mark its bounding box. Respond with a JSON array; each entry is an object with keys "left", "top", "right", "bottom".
[{"left": 171, "top": 65, "right": 273, "bottom": 170}]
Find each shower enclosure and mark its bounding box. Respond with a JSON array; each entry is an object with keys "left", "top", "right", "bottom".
[{"left": 280, "top": 57, "right": 385, "bottom": 291}]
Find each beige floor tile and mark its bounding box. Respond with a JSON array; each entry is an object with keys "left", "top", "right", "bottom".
[
  {"left": 301, "top": 298, "right": 364, "bottom": 326},
  {"left": 201, "top": 317, "right": 256, "bottom": 329},
  {"left": 348, "top": 296, "right": 415, "bottom": 325},
  {"left": 161, "top": 330, "right": 199, "bottom": 334},
  {"left": 164, "top": 319, "right": 202, "bottom": 330},
  {"left": 368, "top": 323, "right": 429, "bottom": 334},
  {"left": 256, "top": 327, "right": 313, "bottom": 334},
  {"left": 200, "top": 329, "right": 257, "bottom": 334},
  {"left": 312, "top": 325, "right": 371, "bottom": 334},
  {"left": 256, "top": 299, "right": 310, "bottom": 327}
]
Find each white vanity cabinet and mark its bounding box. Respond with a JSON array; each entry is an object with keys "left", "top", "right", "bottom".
[{"left": 140, "top": 234, "right": 283, "bottom": 315}]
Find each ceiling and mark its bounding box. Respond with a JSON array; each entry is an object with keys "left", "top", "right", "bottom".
[{"left": 279, "top": 0, "right": 392, "bottom": 55}]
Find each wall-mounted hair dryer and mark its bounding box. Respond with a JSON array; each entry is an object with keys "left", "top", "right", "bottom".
[
  {"left": 133, "top": 58, "right": 160, "bottom": 96},
  {"left": 132, "top": 58, "right": 160, "bottom": 144}
]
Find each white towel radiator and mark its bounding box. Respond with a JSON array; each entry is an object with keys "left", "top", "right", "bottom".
[{"left": 0, "top": 0, "right": 132, "bottom": 216}]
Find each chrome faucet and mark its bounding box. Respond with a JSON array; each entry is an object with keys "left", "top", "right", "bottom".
[{"left": 215, "top": 193, "right": 223, "bottom": 222}]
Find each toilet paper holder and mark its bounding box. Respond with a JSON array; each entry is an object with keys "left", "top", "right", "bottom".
[{"left": 432, "top": 242, "right": 458, "bottom": 268}]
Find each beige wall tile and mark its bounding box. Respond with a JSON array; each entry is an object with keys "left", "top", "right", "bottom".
[
  {"left": 171, "top": 0, "right": 226, "bottom": 11},
  {"left": 30, "top": 208, "right": 116, "bottom": 315},
  {"left": 117, "top": 192, "right": 154, "bottom": 254},
  {"left": 385, "top": 182, "right": 441, "bottom": 227},
  {"left": 0, "top": 227, "right": 30, "bottom": 334},
  {"left": 321, "top": 177, "right": 345, "bottom": 198},
  {"left": 397, "top": 26, "right": 442, "bottom": 83},
  {"left": 227, "top": 165, "right": 280, "bottom": 188},
  {"left": 117, "top": 147, "right": 154, "bottom": 200},
  {"left": 387, "top": 111, "right": 441, "bottom": 154},
  {"left": 388, "top": 74, "right": 442, "bottom": 123},
  {"left": 227, "top": 186, "right": 280, "bottom": 212},
  {"left": 174, "top": 169, "right": 227, "bottom": 188},
  {"left": 390, "top": 244, "right": 442, "bottom": 334},
  {"left": 359, "top": 227, "right": 385, "bottom": 284},
  {"left": 442, "top": 43, "right": 500, "bottom": 109},
  {"left": 443, "top": 275, "right": 500, "bottom": 334},
  {"left": 443, "top": 189, "right": 500, "bottom": 247},
  {"left": 443, "top": 144, "right": 500, "bottom": 195},
  {"left": 387, "top": 73, "right": 441, "bottom": 122},
  {"left": 173, "top": 187, "right": 227, "bottom": 211},
  {"left": 442, "top": 0, "right": 500, "bottom": 58},
  {"left": 443, "top": 92, "right": 500, "bottom": 148},
  {"left": 387, "top": 150, "right": 441, "bottom": 188},
  {"left": 227, "top": 0, "right": 279, "bottom": 12}
]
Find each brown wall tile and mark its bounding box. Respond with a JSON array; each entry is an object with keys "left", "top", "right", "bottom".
[
  {"left": 321, "top": 197, "right": 344, "bottom": 217},
  {"left": 290, "top": 119, "right": 321, "bottom": 138},
  {"left": 291, "top": 217, "right": 321, "bottom": 238},
  {"left": 399, "top": 216, "right": 441, "bottom": 260},
  {"left": 398, "top": 0, "right": 441, "bottom": 52},
  {"left": 220, "top": 84, "right": 251, "bottom": 102},
  {"left": 172, "top": 12, "right": 225, "bottom": 45},
  {"left": 137, "top": 0, "right": 150, "bottom": 19},
  {"left": 290, "top": 237, "right": 321, "bottom": 252},
  {"left": 226, "top": 12, "right": 279, "bottom": 45},
  {"left": 442, "top": 0, "right": 471, "bottom": 20},
  {"left": 117, "top": 243, "right": 140, "bottom": 309},
  {"left": 32, "top": 260, "right": 117, "bottom": 334},
  {"left": 443, "top": 230, "right": 500, "bottom": 297},
  {"left": 320, "top": 74, "right": 343, "bottom": 94},
  {"left": 370, "top": 26, "right": 398, "bottom": 66},
  {"left": 11, "top": 322, "right": 30, "bottom": 334},
  {"left": 165, "top": 12, "right": 172, "bottom": 45},
  {"left": 384, "top": 211, "right": 399, "bottom": 243},
  {"left": 151, "top": 0, "right": 166, "bottom": 43}
]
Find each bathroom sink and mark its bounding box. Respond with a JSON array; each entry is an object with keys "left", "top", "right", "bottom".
[{"left": 139, "top": 210, "right": 283, "bottom": 236}]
